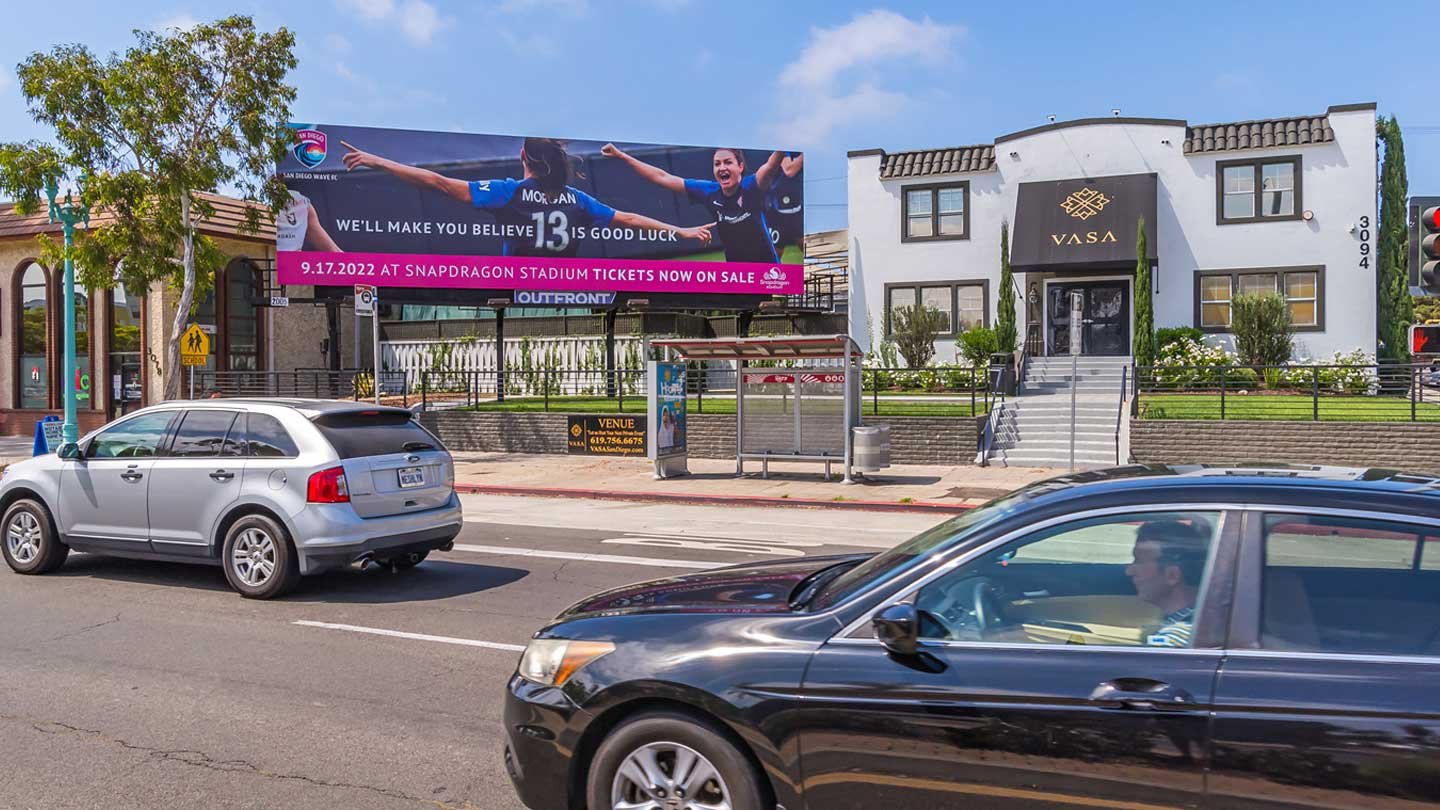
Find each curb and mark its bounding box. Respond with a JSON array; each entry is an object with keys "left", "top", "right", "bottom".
[{"left": 452, "top": 483, "right": 973, "bottom": 513}]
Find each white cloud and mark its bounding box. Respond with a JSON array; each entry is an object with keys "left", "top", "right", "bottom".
[
  {"left": 334, "top": 62, "right": 358, "bottom": 81},
  {"left": 398, "top": 0, "right": 443, "bottom": 44},
  {"left": 781, "top": 10, "right": 959, "bottom": 89},
  {"left": 155, "top": 12, "right": 201, "bottom": 32},
  {"left": 770, "top": 83, "right": 907, "bottom": 146},
  {"left": 336, "top": 0, "right": 395, "bottom": 19},
  {"left": 334, "top": 0, "right": 444, "bottom": 45},
  {"left": 501, "top": 0, "right": 589, "bottom": 11},
  {"left": 323, "top": 33, "right": 352, "bottom": 54},
  {"left": 500, "top": 28, "right": 561, "bottom": 58},
  {"left": 768, "top": 10, "right": 961, "bottom": 145}
]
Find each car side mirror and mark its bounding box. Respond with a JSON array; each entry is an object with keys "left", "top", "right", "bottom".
[
  {"left": 872, "top": 603, "right": 920, "bottom": 657},
  {"left": 57, "top": 442, "right": 84, "bottom": 460}
]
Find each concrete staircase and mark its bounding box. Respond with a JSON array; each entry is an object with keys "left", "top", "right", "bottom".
[{"left": 987, "top": 355, "right": 1131, "bottom": 469}]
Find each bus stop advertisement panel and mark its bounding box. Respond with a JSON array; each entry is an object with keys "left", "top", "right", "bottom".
[
  {"left": 647, "top": 360, "right": 688, "bottom": 479},
  {"left": 651, "top": 336, "right": 863, "bottom": 483}
]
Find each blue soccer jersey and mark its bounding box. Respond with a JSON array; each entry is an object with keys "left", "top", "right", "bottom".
[
  {"left": 765, "top": 170, "right": 804, "bottom": 249},
  {"left": 469, "top": 177, "right": 616, "bottom": 257},
  {"left": 684, "top": 175, "right": 779, "bottom": 264}
]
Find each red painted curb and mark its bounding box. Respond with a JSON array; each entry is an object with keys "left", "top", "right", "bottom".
[{"left": 452, "top": 483, "right": 972, "bottom": 513}]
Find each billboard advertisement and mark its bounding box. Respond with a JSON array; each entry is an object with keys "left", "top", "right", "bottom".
[{"left": 277, "top": 123, "right": 804, "bottom": 296}]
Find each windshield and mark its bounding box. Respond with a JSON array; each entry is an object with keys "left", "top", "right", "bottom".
[{"left": 808, "top": 491, "right": 1028, "bottom": 610}]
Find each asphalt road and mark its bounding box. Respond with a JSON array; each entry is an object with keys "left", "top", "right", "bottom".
[{"left": 0, "top": 494, "right": 944, "bottom": 810}]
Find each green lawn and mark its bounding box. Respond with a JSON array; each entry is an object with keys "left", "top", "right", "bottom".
[
  {"left": 1139, "top": 393, "right": 1440, "bottom": 422},
  {"left": 457, "top": 394, "right": 988, "bottom": 418}
]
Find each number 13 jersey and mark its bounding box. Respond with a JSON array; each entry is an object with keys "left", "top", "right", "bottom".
[{"left": 468, "top": 178, "right": 616, "bottom": 257}]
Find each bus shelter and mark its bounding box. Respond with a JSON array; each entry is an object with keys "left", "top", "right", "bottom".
[{"left": 650, "top": 335, "right": 864, "bottom": 483}]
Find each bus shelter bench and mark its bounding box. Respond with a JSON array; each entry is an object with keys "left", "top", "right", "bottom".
[{"left": 738, "top": 451, "right": 845, "bottom": 480}]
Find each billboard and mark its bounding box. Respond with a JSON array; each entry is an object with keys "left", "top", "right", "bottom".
[{"left": 277, "top": 124, "right": 804, "bottom": 296}]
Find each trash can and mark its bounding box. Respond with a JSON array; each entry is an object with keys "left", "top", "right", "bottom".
[{"left": 853, "top": 424, "right": 891, "bottom": 472}]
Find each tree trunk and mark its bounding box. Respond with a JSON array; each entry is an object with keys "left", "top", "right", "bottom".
[{"left": 164, "top": 194, "right": 198, "bottom": 400}]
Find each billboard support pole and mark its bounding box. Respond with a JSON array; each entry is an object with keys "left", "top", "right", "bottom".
[
  {"left": 372, "top": 307, "right": 381, "bottom": 405},
  {"left": 604, "top": 309, "right": 618, "bottom": 399},
  {"left": 495, "top": 307, "right": 506, "bottom": 404}
]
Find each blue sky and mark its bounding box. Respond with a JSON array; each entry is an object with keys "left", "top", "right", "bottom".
[{"left": 0, "top": 0, "right": 1427, "bottom": 233}]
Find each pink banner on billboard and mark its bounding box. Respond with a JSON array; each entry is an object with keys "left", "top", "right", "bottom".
[{"left": 277, "top": 251, "right": 804, "bottom": 295}]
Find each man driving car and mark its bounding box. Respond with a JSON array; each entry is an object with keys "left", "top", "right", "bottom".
[{"left": 1126, "top": 519, "right": 1210, "bottom": 647}]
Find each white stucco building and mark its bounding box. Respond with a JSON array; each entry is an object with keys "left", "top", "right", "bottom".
[{"left": 846, "top": 103, "right": 1378, "bottom": 362}]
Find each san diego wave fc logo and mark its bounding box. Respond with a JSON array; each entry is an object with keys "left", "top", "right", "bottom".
[{"left": 293, "top": 128, "right": 328, "bottom": 169}]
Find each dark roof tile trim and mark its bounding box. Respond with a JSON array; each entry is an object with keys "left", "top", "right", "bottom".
[
  {"left": 879, "top": 145, "right": 995, "bottom": 178},
  {"left": 1183, "top": 115, "right": 1335, "bottom": 155}
]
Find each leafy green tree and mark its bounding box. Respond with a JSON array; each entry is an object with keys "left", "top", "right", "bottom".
[
  {"left": 1231, "top": 292, "right": 1294, "bottom": 369},
  {"left": 1377, "top": 116, "right": 1414, "bottom": 361},
  {"left": 890, "top": 305, "right": 947, "bottom": 368},
  {"left": 995, "top": 221, "right": 1017, "bottom": 353},
  {"left": 1415, "top": 295, "right": 1440, "bottom": 324},
  {"left": 958, "top": 326, "right": 1000, "bottom": 367},
  {"left": 0, "top": 16, "right": 297, "bottom": 399},
  {"left": 1133, "top": 218, "right": 1155, "bottom": 367}
]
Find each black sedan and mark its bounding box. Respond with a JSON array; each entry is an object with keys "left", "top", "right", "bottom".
[{"left": 504, "top": 464, "right": 1440, "bottom": 810}]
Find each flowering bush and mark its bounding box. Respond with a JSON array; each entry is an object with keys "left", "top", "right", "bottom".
[
  {"left": 1152, "top": 338, "right": 1240, "bottom": 387},
  {"left": 1279, "top": 350, "right": 1377, "bottom": 394}
]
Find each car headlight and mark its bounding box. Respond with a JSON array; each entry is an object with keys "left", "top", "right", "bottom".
[{"left": 518, "top": 639, "right": 615, "bottom": 687}]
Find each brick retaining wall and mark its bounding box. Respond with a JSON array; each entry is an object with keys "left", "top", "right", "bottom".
[
  {"left": 1130, "top": 420, "right": 1440, "bottom": 475},
  {"left": 421, "top": 410, "right": 982, "bottom": 466}
]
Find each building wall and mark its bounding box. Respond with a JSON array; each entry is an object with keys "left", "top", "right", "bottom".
[
  {"left": 848, "top": 107, "right": 1377, "bottom": 362},
  {"left": 1131, "top": 420, "right": 1440, "bottom": 475}
]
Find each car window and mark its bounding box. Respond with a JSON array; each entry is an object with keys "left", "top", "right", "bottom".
[
  {"left": 1260, "top": 514, "right": 1440, "bottom": 656},
  {"left": 310, "top": 410, "right": 439, "bottom": 460},
  {"left": 809, "top": 491, "right": 1029, "bottom": 611},
  {"left": 87, "top": 411, "right": 176, "bottom": 459},
  {"left": 246, "top": 413, "right": 299, "bottom": 458},
  {"left": 169, "top": 410, "right": 240, "bottom": 458},
  {"left": 912, "top": 511, "right": 1223, "bottom": 648}
]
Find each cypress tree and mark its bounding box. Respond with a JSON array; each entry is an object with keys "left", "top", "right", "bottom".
[
  {"left": 1377, "top": 116, "right": 1414, "bottom": 361},
  {"left": 1133, "top": 217, "right": 1154, "bottom": 367},
  {"left": 996, "top": 221, "right": 1018, "bottom": 353}
]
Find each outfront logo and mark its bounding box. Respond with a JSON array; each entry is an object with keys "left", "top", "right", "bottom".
[
  {"left": 760, "top": 266, "right": 790, "bottom": 291},
  {"left": 292, "top": 128, "right": 328, "bottom": 169},
  {"left": 1061, "top": 187, "right": 1111, "bottom": 220}
]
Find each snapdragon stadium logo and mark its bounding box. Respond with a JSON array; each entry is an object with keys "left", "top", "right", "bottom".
[
  {"left": 293, "top": 128, "right": 328, "bottom": 169},
  {"left": 760, "top": 266, "right": 790, "bottom": 291}
]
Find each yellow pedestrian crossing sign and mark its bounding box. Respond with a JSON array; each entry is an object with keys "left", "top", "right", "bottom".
[{"left": 181, "top": 323, "right": 210, "bottom": 366}]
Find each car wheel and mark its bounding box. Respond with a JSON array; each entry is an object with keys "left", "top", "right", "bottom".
[
  {"left": 2, "top": 498, "right": 68, "bottom": 575},
  {"left": 221, "top": 514, "right": 299, "bottom": 599},
  {"left": 587, "top": 712, "right": 767, "bottom": 810}
]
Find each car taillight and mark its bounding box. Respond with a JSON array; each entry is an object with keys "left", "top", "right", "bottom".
[{"left": 307, "top": 466, "right": 350, "bottom": 503}]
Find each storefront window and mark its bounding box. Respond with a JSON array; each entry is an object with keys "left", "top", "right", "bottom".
[
  {"left": 226, "top": 261, "right": 259, "bottom": 371},
  {"left": 74, "top": 290, "right": 92, "bottom": 408},
  {"left": 194, "top": 287, "right": 218, "bottom": 373},
  {"left": 110, "top": 283, "right": 143, "bottom": 414},
  {"left": 18, "top": 262, "right": 49, "bottom": 408}
]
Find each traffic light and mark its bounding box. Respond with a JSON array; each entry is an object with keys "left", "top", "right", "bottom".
[
  {"left": 1413, "top": 324, "right": 1440, "bottom": 356},
  {"left": 1420, "top": 205, "right": 1440, "bottom": 293}
]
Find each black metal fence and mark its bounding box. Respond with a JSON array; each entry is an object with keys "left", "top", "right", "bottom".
[{"left": 1135, "top": 363, "right": 1440, "bottom": 422}]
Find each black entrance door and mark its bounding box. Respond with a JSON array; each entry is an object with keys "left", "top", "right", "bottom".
[{"left": 1047, "top": 281, "right": 1130, "bottom": 356}]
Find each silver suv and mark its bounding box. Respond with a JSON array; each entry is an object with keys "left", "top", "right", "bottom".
[{"left": 0, "top": 399, "right": 462, "bottom": 599}]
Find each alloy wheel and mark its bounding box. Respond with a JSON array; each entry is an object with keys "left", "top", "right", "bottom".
[
  {"left": 610, "top": 741, "right": 732, "bottom": 810},
  {"left": 6, "top": 511, "right": 42, "bottom": 564},
  {"left": 231, "top": 528, "right": 276, "bottom": 588}
]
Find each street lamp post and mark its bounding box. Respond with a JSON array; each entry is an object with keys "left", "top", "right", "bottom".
[{"left": 45, "top": 177, "right": 90, "bottom": 447}]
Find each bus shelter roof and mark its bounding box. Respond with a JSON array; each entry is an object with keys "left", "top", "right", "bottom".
[{"left": 649, "top": 335, "right": 861, "bottom": 361}]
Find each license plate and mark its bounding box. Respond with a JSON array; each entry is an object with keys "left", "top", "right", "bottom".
[{"left": 397, "top": 466, "right": 425, "bottom": 488}]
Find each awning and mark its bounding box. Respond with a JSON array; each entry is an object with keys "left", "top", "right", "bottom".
[
  {"left": 649, "top": 335, "right": 861, "bottom": 360},
  {"left": 1011, "top": 173, "right": 1158, "bottom": 271}
]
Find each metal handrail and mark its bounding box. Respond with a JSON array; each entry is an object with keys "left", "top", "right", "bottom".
[{"left": 1116, "top": 365, "right": 1128, "bottom": 464}]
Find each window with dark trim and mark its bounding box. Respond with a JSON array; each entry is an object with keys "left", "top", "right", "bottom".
[
  {"left": 1216, "top": 156, "right": 1302, "bottom": 224},
  {"left": 901, "top": 182, "right": 969, "bottom": 242},
  {"left": 1194, "top": 267, "right": 1323, "bottom": 332},
  {"left": 884, "top": 280, "right": 989, "bottom": 336}
]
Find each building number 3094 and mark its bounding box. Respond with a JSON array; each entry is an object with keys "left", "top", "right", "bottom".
[{"left": 1358, "top": 215, "right": 1371, "bottom": 270}]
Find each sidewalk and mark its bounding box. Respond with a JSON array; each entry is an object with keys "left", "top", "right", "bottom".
[{"left": 449, "top": 452, "right": 1059, "bottom": 512}]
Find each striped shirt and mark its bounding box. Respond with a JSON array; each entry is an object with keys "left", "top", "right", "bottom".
[{"left": 1147, "top": 607, "right": 1195, "bottom": 648}]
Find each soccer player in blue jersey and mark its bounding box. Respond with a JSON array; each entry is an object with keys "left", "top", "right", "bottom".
[
  {"left": 340, "top": 138, "right": 712, "bottom": 257},
  {"left": 601, "top": 143, "right": 787, "bottom": 264},
  {"left": 766, "top": 152, "right": 804, "bottom": 250}
]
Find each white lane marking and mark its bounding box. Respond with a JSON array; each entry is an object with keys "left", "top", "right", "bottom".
[
  {"left": 293, "top": 620, "right": 526, "bottom": 652},
  {"left": 601, "top": 533, "right": 818, "bottom": 557},
  {"left": 452, "top": 543, "right": 714, "bottom": 570}
]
